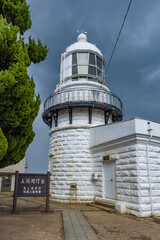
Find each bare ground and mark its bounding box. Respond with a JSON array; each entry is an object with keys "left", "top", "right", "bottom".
[
  {"left": 83, "top": 211, "right": 160, "bottom": 240},
  {"left": 0, "top": 213, "right": 64, "bottom": 240},
  {"left": 0, "top": 193, "right": 64, "bottom": 240},
  {"left": 1, "top": 193, "right": 160, "bottom": 240}
]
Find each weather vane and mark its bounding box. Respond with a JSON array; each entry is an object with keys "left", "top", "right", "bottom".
[{"left": 77, "top": 29, "right": 87, "bottom": 35}]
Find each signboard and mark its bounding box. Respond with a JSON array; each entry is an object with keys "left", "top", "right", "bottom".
[
  {"left": 17, "top": 174, "right": 48, "bottom": 197},
  {"left": 12, "top": 171, "right": 50, "bottom": 214}
]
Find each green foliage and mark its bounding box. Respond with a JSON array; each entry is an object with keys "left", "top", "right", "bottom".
[
  {"left": 0, "top": 16, "right": 30, "bottom": 70},
  {"left": 0, "top": 0, "right": 32, "bottom": 35},
  {"left": 0, "top": 128, "right": 8, "bottom": 161},
  {"left": 0, "top": 1, "right": 48, "bottom": 168},
  {"left": 28, "top": 36, "right": 48, "bottom": 64}
]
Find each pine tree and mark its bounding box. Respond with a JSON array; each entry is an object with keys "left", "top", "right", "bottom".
[{"left": 0, "top": 1, "right": 48, "bottom": 168}]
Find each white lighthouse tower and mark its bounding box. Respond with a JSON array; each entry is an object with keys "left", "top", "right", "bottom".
[{"left": 42, "top": 33, "right": 122, "bottom": 203}]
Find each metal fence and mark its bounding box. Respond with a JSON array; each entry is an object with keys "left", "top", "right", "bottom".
[{"left": 44, "top": 88, "right": 122, "bottom": 112}]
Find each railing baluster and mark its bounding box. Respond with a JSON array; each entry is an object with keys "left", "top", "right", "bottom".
[{"left": 43, "top": 88, "right": 122, "bottom": 115}]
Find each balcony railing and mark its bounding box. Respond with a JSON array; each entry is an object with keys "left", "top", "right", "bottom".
[{"left": 43, "top": 88, "right": 122, "bottom": 113}]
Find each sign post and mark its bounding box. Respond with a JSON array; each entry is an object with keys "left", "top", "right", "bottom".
[
  {"left": 12, "top": 171, "right": 19, "bottom": 214},
  {"left": 12, "top": 171, "right": 50, "bottom": 214}
]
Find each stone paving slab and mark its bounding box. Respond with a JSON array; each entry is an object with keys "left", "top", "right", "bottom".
[{"left": 62, "top": 210, "right": 99, "bottom": 240}]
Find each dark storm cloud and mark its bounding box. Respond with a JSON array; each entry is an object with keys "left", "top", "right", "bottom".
[{"left": 25, "top": 0, "right": 160, "bottom": 172}]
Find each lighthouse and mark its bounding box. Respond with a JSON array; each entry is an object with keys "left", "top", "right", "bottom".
[{"left": 42, "top": 33, "right": 122, "bottom": 203}]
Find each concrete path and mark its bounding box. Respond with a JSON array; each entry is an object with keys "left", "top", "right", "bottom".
[{"left": 62, "top": 210, "right": 98, "bottom": 240}]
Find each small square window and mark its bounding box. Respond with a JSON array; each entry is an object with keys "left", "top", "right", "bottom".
[
  {"left": 78, "top": 65, "right": 88, "bottom": 74},
  {"left": 88, "top": 66, "right": 96, "bottom": 75},
  {"left": 77, "top": 53, "right": 88, "bottom": 65}
]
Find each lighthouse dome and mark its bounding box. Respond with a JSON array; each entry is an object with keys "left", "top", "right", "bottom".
[
  {"left": 65, "top": 33, "right": 103, "bottom": 56},
  {"left": 59, "top": 33, "right": 106, "bottom": 88}
]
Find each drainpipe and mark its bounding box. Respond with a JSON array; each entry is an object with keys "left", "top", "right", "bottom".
[{"left": 146, "top": 121, "right": 153, "bottom": 216}]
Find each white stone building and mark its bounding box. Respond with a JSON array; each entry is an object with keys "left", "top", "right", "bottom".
[{"left": 42, "top": 33, "right": 160, "bottom": 217}]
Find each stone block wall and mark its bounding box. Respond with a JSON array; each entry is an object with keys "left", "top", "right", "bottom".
[
  {"left": 91, "top": 140, "right": 160, "bottom": 217},
  {"left": 51, "top": 108, "right": 106, "bottom": 128},
  {"left": 49, "top": 108, "right": 107, "bottom": 203},
  {"left": 91, "top": 144, "right": 140, "bottom": 213},
  {"left": 137, "top": 143, "right": 160, "bottom": 217},
  {"left": 49, "top": 126, "right": 94, "bottom": 202}
]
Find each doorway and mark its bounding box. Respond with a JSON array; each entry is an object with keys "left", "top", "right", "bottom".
[{"left": 103, "top": 161, "right": 116, "bottom": 199}]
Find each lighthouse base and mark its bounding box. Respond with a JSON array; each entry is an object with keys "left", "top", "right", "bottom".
[{"left": 48, "top": 125, "right": 95, "bottom": 203}]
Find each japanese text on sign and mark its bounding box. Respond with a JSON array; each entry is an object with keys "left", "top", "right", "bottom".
[{"left": 17, "top": 174, "right": 47, "bottom": 196}]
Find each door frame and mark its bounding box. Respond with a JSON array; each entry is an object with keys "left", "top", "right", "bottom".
[{"left": 103, "top": 160, "right": 117, "bottom": 199}]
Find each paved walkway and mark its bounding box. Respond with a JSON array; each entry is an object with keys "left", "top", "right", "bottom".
[{"left": 62, "top": 210, "right": 98, "bottom": 240}]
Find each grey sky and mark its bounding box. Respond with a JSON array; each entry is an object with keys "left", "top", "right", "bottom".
[{"left": 25, "top": 0, "right": 160, "bottom": 173}]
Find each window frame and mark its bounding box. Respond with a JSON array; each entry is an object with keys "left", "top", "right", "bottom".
[{"left": 72, "top": 52, "right": 105, "bottom": 80}]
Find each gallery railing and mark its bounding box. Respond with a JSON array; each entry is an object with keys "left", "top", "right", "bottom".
[{"left": 43, "top": 88, "right": 122, "bottom": 112}]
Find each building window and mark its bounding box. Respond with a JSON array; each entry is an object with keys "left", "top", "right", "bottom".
[
  {"left": 77, "top": 53, "right": 89, "bottom": 65},
  {"left": 78, "top": 66, "right": 88, "bottom": 74},
  {"left": 89, "top": 53, "right": 95, "bottom": 65},
  {"left": 72, "top": 76, "right": 103, "bottom": 84},
  {"left": 88, "top": 77, "right": 97, "bottom": 82},
  {"left": 72, "top": 53, "right": 77, "bottom": 65},
  {"left": 71, "top": 52, "right": 105, "bottom": 80},
  {"left": 79, "top": 76, "right": 87, "bottom": 81},
  {"left": 97, "top": 56, "right": 102, "bottom": 69},
  {"left": 72, "top": 77, "right": 78, "bottom": 81},
  {"left": 97, "top": 68, "right": 102, "bottom": 78},
  {"left": 72, "top": 65, "right": 77, "bottom": 75},
  {"left": 88, "top": 66, "right": 96, "bottom": 75}
]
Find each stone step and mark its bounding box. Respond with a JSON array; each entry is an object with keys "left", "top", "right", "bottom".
[
  {"left": 95, "top": 200, "right": 115, "bottom": 209},
  {"left": 87, "top": 203, "right": 117, "bottom": 213}
]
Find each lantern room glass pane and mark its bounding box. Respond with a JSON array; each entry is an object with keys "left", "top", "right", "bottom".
[
  {"left": 72, "top": 77, "right": 78, "bottom": 81},
  {"left": 79, "top": 76, "right": 87, "bottom": 81},
  {"left": 97, "top": 68, "right": 102, "bottom": 77},
  {"left": 88, "top": 66, "right": 96, "bottom": 75},
  {"left": 78, "top": 65, "right": 88, "bottom": 74},
  {"left": 77, "top": 53, "right": 89, "bottom": 65},
  {"left": 88, "top": 77, "right": 97, "bottom": 82},
  {"left": 97, "top": 56, "right": 102, "bottom": 69},
  {"left": 72, "top": 53, "right": 77, "bottom": 64},
  {"left": 72, "top": 65, "right": 77, "bottom": 75},
  {"left": 89, "top": 53, "right": 95, "bottom": 65}
]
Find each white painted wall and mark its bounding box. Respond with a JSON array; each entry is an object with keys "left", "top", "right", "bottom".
[
  {"left": 90, "top": 118, "right": 160, "bottom": 217},
  {"left": 90, "top": 118, "right": 160, "bottom": 147},
  {"left": 51, "top": 108, "right": 107, "bottom": 128},
  {"left": 60, "top": 55, "right": 72, "bottom": 81}
]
